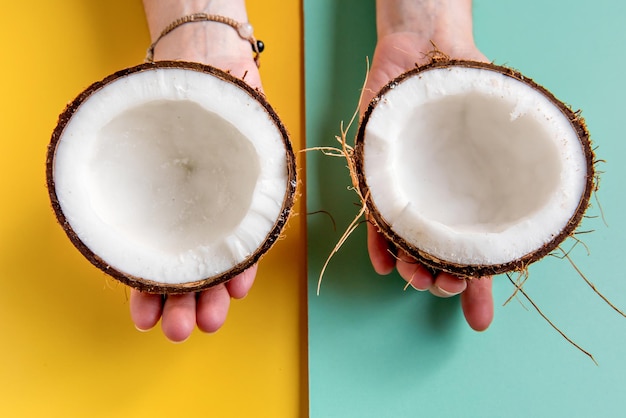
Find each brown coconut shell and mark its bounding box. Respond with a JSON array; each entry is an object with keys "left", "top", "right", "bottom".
[
  {"left": 46, "top": 61, "right": 297, "bottom": 294},
  {"left": 354, "top": 59, "right": 595, "bottom": 278}
]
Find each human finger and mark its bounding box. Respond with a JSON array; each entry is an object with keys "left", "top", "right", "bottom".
[
  {"left": 129, "top": 289, "right": 163, "bottom": 331},
  {"left": 396, "top": 250, "right": 434, "bottom": 291},
  {"left": 461, "top": 276, "right": 494, "bottom": 331},
  {"left": 367, "top": 223, "right": 396, "bottom": 275},
  {"left": 430, "top": 272, "right": 467, "bottom": 298},
  {"left": 196, "top": 284, "right": 231, "bottom": 334},
  {"left": 225, "top": 264, "right": 258, "bottom": 299},
  {"left": 161, "top": 293, "right": 197, "bottom": 342}
]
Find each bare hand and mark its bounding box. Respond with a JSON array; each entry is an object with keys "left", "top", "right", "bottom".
[{"left": 360, "top": 32, "right": 494, "bottom": 331}]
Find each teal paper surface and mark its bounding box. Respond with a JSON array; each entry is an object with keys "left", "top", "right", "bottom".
[{"left": 305, "top": 1, "right": 626, "bottom": 417}]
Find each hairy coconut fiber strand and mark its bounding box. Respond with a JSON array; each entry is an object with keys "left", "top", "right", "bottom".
[
  {"left": 356, "top": 60, "right": 593, "bottom": 277},
  {"left": 48, "top": 62, "right": 296, "bottom": 293}
]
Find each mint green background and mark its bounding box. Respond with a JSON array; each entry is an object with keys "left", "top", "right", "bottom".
[{"left": 305, "top": 1, "right": 626, "bottom": 417}]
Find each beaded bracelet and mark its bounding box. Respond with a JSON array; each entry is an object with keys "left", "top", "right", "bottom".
[{"left": 145, "top": 13, "right": 264, "bottom": 67}]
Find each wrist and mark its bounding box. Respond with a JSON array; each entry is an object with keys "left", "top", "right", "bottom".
[
  {"left": 143, "top": 0, "right": 253, "bottom": 64},
  {"left": 375, "top": 0, "right": 476, "bottom": 53},
  {"left": 143, "top": 0, "right": 249, "bottom": 40}
]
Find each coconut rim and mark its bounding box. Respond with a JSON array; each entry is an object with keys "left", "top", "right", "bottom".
[
  {"left": 46, "top": 60, "right": 297, "bottom": 294},
  {"left": 354, "top": 59, "right": 595, "bottom": 278}
]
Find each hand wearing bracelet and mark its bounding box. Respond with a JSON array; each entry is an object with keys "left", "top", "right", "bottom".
[
  {"left": 131, "top": 0, "right": 264, "bottom": 342},
  {"left": 145, "top": 12, "right": 264, "bottom": 66}
]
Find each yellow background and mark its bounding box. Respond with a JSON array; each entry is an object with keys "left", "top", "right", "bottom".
[{"left": 0, "top": 1, "right": 306, "bottom": 417}]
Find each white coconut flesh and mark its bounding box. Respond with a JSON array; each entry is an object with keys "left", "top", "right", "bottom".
[
  {"left": 361, "top": 65, "right": 589, "bottom": 268},
  {"left": 52, "top": 66, "right": 291, "bottom": 285}
]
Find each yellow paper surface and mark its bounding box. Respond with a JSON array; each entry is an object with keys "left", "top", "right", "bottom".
[{"left": 0, "top": 1, "right": 306, "bottom": 416}]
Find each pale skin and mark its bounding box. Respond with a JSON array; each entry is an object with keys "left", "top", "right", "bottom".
[
  {"left": 131, "top": 0, "right": 259, "bottom": 342},
  {"left": 131, "top": 0, "right": 493, "bottom": 341},
  {"left": 363, "top": 0, "right": 494, "bottom": 331}
]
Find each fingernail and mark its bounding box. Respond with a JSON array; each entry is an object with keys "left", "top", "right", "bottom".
[
  {"left": 408, "top": 282, "right": 429, "bottom": 292},
  {"left": 134, "top": 325, "right": 151, "bottom": 333},
  {"left": 169, "top": 336, "right": 190, "bottom": 344},
  {"left": 431, "top": 286, "right": 461, "bottom": 298}
]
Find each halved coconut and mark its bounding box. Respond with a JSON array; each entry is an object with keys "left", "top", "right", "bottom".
[
  {"left": 47, "top": 61, "right": 296, "bottom": 293},
  {"left": 355, "top": 60, "right": 594, "bottom": 277}
]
